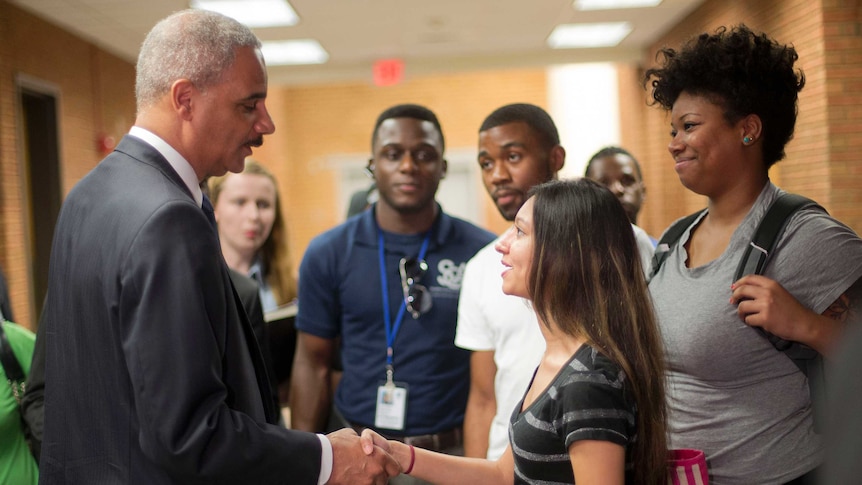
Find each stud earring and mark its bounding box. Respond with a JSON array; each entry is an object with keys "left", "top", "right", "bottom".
[{"left": 743, "top": 136, "right": 752, "bottom": 144}]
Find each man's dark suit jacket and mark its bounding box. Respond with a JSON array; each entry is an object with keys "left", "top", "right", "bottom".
[
  {"left": 39, "top": 135, "right": 321, "bottom": 484},
  {"left": 21, "top": 270, "right": 282, "bottom": 463},
  {"left": 227, "top": 268, "right": 281, "bottom": 417}
]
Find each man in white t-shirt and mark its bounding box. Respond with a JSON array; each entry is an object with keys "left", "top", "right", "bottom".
[
  {"left": 455, "top": 104, "right": 564, "bottom": 459},
  {"left": 456, "top": 107, "right": 656, "bottom": 460}
]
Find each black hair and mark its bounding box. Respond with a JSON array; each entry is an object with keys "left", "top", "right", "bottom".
[
  {"left": 585, "top": 145, "right": 643, "bottom": 180},
  {"left": 479, "top": 103, "right": 560, "bottom": 151},
  {"left": 371, "top": 103, "right": 445, "bottom": 153},
  {"left": 644, "top": 24, "right": 805, "bottom": 168}
]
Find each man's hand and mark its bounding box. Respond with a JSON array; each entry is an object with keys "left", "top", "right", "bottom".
[{"left": 326, "top": 428, "right": 400, "bottom": 485}]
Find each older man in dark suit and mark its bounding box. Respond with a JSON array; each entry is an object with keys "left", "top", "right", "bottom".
[{"left": 37, "top": 9, "right": 397, "bottom": 485}]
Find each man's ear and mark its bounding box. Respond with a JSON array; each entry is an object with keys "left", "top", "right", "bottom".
[
  {"left": 550, "top": 145, "right": 566, "bottom": 174},
  {"left": 441, "top": 158, "right": 448, "bottom": 179},
  {"left": 171, "top": 79, "right": 195, "bottom": 120}
]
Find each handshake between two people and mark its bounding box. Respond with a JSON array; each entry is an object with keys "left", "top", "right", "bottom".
[
  {"left": 325, "top": 427, "right": 414, "bottom": 485},
  {"left": 328, "top": 427, "right": 505, "bottom": 485}
]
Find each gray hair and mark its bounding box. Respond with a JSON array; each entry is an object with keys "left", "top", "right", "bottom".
[{"left": 135, "top": 9, "right": 262, "bottom": 110}]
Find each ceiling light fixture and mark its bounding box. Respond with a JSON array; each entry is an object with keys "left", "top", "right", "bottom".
[
  {"left": 547, "top": 22, "right": 633, "bottom": 48},
  {"left": 261, "top": 40, "right": 328, "bottom": 65},
  {"left": 574, "top": 0, "right": 662, "bottom": 10},
  {"left": 190, "top": 0, "right": 299, "bottom": 28}
]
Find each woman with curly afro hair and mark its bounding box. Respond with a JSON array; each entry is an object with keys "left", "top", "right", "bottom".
[{"left": 644, "top": 24, "right": 862, "bottom": 485}]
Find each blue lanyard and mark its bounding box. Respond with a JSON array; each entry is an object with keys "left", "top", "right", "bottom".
[{"left": 378, "top": 228, "right": 431, "bottom": 369}]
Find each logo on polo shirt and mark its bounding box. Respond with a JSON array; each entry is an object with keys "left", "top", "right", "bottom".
[{"left": 436, "top": 259, "right": 465, "bottom": 290}]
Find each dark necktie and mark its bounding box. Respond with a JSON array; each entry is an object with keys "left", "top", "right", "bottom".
[{"left": 202, "top": 194, "right": 218, "bottom": 233}]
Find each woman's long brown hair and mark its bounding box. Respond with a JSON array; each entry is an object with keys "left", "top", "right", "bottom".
[{"left": 528, "top": 178, "right": 668, "bottom": 485}]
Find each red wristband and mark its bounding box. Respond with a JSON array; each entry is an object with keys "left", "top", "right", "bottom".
[{"left": 405, "top": 444, "right": 416, "bottom": 474}]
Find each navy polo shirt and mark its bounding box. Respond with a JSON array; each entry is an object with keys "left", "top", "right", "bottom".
[{"left": 296, "top": 204, "right": 495, "bottom": 436}]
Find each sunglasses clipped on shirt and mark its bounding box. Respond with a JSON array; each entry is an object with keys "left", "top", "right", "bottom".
[{"left": 399, "top": 257, "right": 433, "bottom": 319}]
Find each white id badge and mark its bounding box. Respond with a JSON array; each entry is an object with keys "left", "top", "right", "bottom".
[{"left": 374, "top": 383, "right": 408, "bottom": 430}]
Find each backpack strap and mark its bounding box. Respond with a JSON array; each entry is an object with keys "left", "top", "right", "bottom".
[
  {"left": 734, "top": 193, "right": 821, "bottom": 361},
  {"left": 649, "top": 210, "right": 705, "bottom": 280},
  {"left": 734, "top": 192, "right": 825, "bottom": 430},
  {"left": 734, "top": 193, "right": 819, "bottom": 281}
]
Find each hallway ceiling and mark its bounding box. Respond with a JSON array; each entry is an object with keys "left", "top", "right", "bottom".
[{"left": 9, "top": 0, "right": 704, "bottom": 86}]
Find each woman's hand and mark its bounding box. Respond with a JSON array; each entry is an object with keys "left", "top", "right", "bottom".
[{"left": 730, "top": 274, "right": 843, "bottom": 354}]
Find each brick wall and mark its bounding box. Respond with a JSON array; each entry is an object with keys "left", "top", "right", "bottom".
[
  {"left": 0, "top": 1, "right": 135, "bottom": 328},
  {"left": 822, "top": 0, "right": 862, "bottom": 227},
  {"left": 621, "top": 0, "right": 862, "bottom": 237},
  {"left": 0, "top": 3, "right": 18, "bottom": 321}
]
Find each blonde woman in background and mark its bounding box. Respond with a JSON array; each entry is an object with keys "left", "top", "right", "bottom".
[
  {"left": 209, "top": 159, "right": 299, "bottom": 411},
  {"left": 209, "top": 159, "right": 297, "bottom": 311}
]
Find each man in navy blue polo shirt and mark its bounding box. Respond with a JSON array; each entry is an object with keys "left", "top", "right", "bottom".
[{"left": 291, "top": 104, "right": 494, "bottom": 482}]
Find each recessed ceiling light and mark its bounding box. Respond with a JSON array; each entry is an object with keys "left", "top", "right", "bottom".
[
  {"left": 574, "top": 0, "right": 662, "bottom": 10},
  {"left": 190, "top": 0, "right": 299, "bottom": 28},
  {"left": 261, "top": 40, "right": 328, "bottom": 65},
  {"left": 547, "top": 22, "right": 633, "bottom": 48}
]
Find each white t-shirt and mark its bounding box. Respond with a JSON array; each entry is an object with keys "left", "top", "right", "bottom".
[
  {"left": 632, "top": 223, "right": 656, "bottom": 274},
  {"left": 454, "top": 237, "right": 544, "bottom": 460}
]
